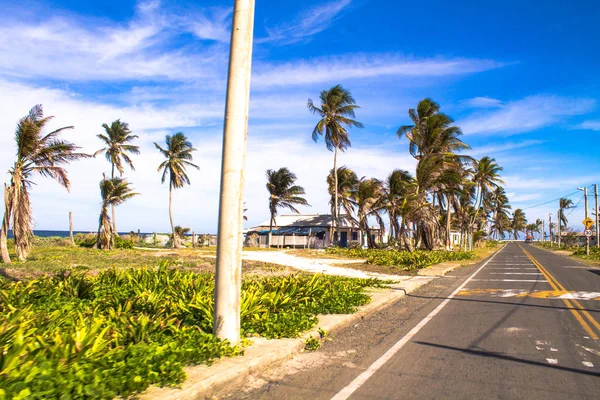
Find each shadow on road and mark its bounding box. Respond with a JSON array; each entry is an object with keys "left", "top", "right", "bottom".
[
  {"left": 407, "top": 294, "right": 600, "bottom": 314},
  {"left": 415, "top": 341, "right": 600, "bottom": 377}
]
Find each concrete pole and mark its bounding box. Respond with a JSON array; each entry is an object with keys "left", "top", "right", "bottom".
[
  {"left": 595, "top": 184, "right": 599, "bottom": 248},
  {"left": 549, "top": 214, "right": 552, "bottom": 247},
  {"left": 69, "top": 211, "right": 75, "bottom": 246},
  {"left": 213, "top": 0, "right": 255, "bottom": 345},
  {"left": 542, "top": 219, "right": 545, "bottom": 243},
  {"left": 557, "top": 209, "right": 561, "bottom": 248},
  {"left": 583, "top": 187, "right": 589, "bottom": 256}
]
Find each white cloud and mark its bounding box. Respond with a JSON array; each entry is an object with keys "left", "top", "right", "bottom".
[
  {"left": 506, "top": 192, "right": 541, "bottom": 202},
  {"left": 575, "top": 120, "right": 600, "bottom": 131},
  {"left": 468, "top": 139, "right": 545, "bottom": 157},
  {"left": 253, "top": 55, "right": 506, "bottom": 88},
  {"left": 459, "top": 95, "right": 596, "bottom": 135},
  {"left": 463, "top": 96, "right": 502, "bottom": 108},
  {"left": 185, "top": 7, "right": 232, "bottom": 43},
  {"left": 258, "top": 0, "right": 352, "bottom": 44},
  {"left": 0, "top": 80, "right": 416, "bottom": 232}
]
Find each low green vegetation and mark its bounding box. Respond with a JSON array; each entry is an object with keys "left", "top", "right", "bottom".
[
  {"left": 0, "top": 266, "right": 382, "bottom": 398},
  {"left": 325, "top": 248, "right": 474, "bottom": 271},
  {"left": 572, "top": 247, "right": 600, "bottom": 261}
]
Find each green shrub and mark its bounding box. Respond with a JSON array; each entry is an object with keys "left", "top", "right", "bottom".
[
  {"left": 0, "top": 267, "right": 380, "bottom": 398},
  {"left": 74, "top": 233, "right": 97, "bottom": 248},
  {"left": 113, "top": 235, "right": 134, "bottom": 249},
  {"left": 325, "top": 248, "right": 474, "bottom": 270}
]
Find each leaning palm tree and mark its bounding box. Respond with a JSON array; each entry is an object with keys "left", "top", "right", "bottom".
[
  {"left": 511, "top": 209, "right": 527, "bottom": 240},
  {"left": 308, "top": 85, "right": 363, "bottom": 244},
  {"left": 350, "top": 178, "right": 385, "bottom": 248},
  {"left": 526, "top": 223, "right": 539, "bottom": 239},
  {"left": 490, "top": 187, "right": 512, "bottom": 240},
  {"left": 535, "top": 218, "right": 544, "bottom": 240},
  {"left": 2, "top": 105, "right": 89, "bottom": 262},
  {"left": 94, "top": 119, "right": 140, "bottom": 233},
  {"left": 326, "top": 166, "right": 359, "bottom": 239},
  {"left": 154, "top": 133, "right": 199, "bottom": 248},
  {"left": 381, "top": 169, "right": 414, "bottom": 242},
  {"left": 96, "top": 176, "right": 139, "bottom": 250},
  {"left": 558, "top": 197, "right": 575, "bottom": 228},
  {"left": 266, "top": 168, "right": 310, "bottom": 247}
]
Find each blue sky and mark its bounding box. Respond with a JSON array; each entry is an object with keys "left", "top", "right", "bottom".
[{"left": 1, "top": 0, "right": 599, "bottom": 233}]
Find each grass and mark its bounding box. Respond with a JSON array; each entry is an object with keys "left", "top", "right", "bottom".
[{"left": 1, "top": 239, "right": 296, "bottom": 280}]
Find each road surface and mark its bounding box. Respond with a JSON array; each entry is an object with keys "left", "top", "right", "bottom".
[{"left": 241, "top": 243, "right": 600, "bottom": 400}]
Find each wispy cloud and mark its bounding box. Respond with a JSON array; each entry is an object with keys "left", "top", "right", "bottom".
[
  {"left": 575, "top": 120, "right": 600, "bottom": 131},
  {"left": 253, "top": 55, "right": 506, "bottom": 88},
  {"left": 459, "top": 95, "right": 596, "bottom": 135},
  {"left": 506, "top": 192, "right": 542, "bottom": 202},
  {"left": 184, "top": 7, "right": 232, "bottom": 43},
  {"left": 258, "top": 0, "right": 353, "bottom": 44},
  {"left": 468, "top": 139, "right": 545, "bottom": 157},
  {"left": 463, "top": 96, "right": 503, "bottom": 108}
]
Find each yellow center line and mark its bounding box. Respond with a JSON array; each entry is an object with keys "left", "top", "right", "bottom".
[{"left": 519, "top": 244, "right": 600, "bottom": 340}]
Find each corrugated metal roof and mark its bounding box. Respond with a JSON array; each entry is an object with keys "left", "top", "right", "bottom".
[{"left": 250, "top": 214, "right": 359, "bottom": 230}]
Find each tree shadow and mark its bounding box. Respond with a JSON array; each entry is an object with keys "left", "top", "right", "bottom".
[{"left": 415, "top": 341, "right": 600, "bottom": 377}]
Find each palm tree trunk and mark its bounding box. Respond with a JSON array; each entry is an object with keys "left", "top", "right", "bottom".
[
  {"left": 1, "top": 185, "right": 11, "bottom": 264},
  {"left": 169, "top": 184, "right": 176, "bottom": 248},
  {"left": 389, "top": 214, "right": 394, "bottom": 243},
  {"left": 333, "top": 147, "right": 339, "bottom": 246},
  {"left": 268, "top": 212, "right": 274, "bottom": 248},
  {"left": 110, "top": 164, "right": 117, "bottom": 234}
]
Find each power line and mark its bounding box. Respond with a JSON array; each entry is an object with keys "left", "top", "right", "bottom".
[
  {"left": 521, "top": 191, "right": 580, "bottom": 210},
  {"left": 565, "top": 195, "right": 584, "bottom": 217}
]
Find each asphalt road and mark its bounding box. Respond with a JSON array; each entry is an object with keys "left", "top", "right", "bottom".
[{"left": 240, "top": 243, "right": 600, "bottom": 400}]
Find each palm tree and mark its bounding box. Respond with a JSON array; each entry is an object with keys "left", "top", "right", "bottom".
[
  {"left": 381, "top": 170, "right": 414, "bottom": 242},
  {"left": 511, "top": 209, "right": 527, "bottom": 240},
  {"left": 173, "top": 225, "right": 191, "bottom": 245},
  {"left": 308, "top": 85, "right": 363, "bottom": 244},
  {"left": 1, "top": 105, "right": 89, "bottom": 262},
  {"left": 535, "top": 218, "right": 544, "bottom": 240},
  {"left": 94, "top": 119, "right": 140, "bottom": 233},
  {"left": 490, "top": 187, "right": 512, "bottom": 239},
  {"left": 154, "top": 133, "right": 199, "bottom": 248},
  {"left": 326, "top": 166, "right": 358, "bottom": 239},
  {"left": 558, "top": 197, "right": 575, "bottom": 228},
  {"left": 96, "top": 176, "right": 139, "bottom": 249},
  {"left": 266, "top": 168, "right": 310, "bottom": 247},
  {"left": 526, "top": 223, "right": 539, "bottom": 239},
  {"left": 350, "top": 178, "right": 384, "bottom": 248},
  {"left": 470, "top": 157, "right": 504, "bottom": 220}
]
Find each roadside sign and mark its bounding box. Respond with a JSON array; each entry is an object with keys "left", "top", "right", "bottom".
[
  {"left": 584, "top": 229, "right": 593, "bottom": 237},
  {"left": 582, "top": 217, "right": 594, "bottom": 229}
]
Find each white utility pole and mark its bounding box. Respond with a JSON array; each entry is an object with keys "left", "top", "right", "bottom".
[
  {"left": 595, "top": 184, "right": 599, "bottom": 249},
  {"left": 542, "top": 219, "right": 545, "bottom": 243},
  {"left": 578, "top": 186, "right": 589, "bottom": 256},
  {"left": 549, "top": 213, "right": 553, "bottom": 247},
  {"left": 214, "top": 0, "right": 255, "bottom": 345},
  {"left": 557, "top": 209, "right": 561, "bottom": 248}
]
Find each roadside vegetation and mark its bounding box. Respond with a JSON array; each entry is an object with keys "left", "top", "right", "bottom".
[
  {"left": 0, "top": 266, "right": 383, "bottom": 398},
  {"left": 325, "top": 248, "right": 474, "bottom": 271}
]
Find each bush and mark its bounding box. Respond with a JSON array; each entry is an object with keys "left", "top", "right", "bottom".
[
  {"left": 113, "top": 235, "right": 134, "bottom": 249},
  {"left": 325, "top": 248, "right": 474, "bottom": 271},
  {"left": 74, "top": 233, "right": 97, "bottom": 248},
  {"left": 0, "top": 266, "right": 381, "bottom": 398}
]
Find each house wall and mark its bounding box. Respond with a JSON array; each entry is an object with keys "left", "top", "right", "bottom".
[{"left": 255, "top": 228, "right": 381, "bottom": 249}]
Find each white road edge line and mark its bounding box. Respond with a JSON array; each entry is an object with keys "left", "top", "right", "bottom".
[{"left": 330, "top": 246, "right": 505, "bottom": 400}]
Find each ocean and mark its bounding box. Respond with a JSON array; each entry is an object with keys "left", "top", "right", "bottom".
[{"left": 7, "top": 230, "right": 156, "bottom": 238}]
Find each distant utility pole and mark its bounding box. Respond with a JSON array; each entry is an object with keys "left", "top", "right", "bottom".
[
  {"left": 557, "top": 209, "right": 561, "bottom": 248},
  {"left": 69, "top": 212, "right": 75, "bottom": 246},
  {"left": 595, "top": 184, "right": 599, "bottom": 249},
  {"left": 213, "top": 0, "right": 255, "bottom": 345},
  {"left": 542, "top": 219, "right": 545, "bottom": 243},
  {"left": 578, "top": 186, "right": 589, "bottom": 256},
  {"left": 549, "top": 213, "right": 552, "bottom": 247}
]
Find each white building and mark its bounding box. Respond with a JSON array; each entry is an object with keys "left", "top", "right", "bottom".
[{"left": 245, "top": 214, "right": 382, "bottom": 248}]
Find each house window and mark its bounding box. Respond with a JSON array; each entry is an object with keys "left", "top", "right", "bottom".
[{"left": 352, "top": 232, "right": 358, "bottom": 241}]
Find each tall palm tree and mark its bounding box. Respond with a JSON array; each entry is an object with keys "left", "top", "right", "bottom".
[
  {"left": 326, "top": 166, "right": 358, "bottom": 239},
  {"left": 558, "top": 197, "right": 575, "bottom": 228},
  {"left": 490, "top": 187, "right": 511, "bottom": 240},
  {"left": 266, "top": 168, "right": 310, "bottom": 247},
  {"left": 1, "top": 105, "right": 88, "bottom": 262},
  {"left": 381, "top": 169, "right": 414, "bottom": 242},
  {"left": 94, "top": 119, "right": 140, "bottom": 233},
  {"left": 154, "top": 133, "right": 199, "bottom": 248},
  {"left": 526, "top": 223, "right": 539, "bottom": 239},
  {"left": 308, "top": 85, "right": 363, "bottom": 244},
  {"left": 511, "top": 209, "right": 527, "bottom": 240},
  {"left": 350, "top": 178, "right": 385, "bottom": 248},
  {"left": 96, "top": 176, "right": 138, "bottom": 250},
  {"left": 470, "top": 157, "right": 504, "bottom": 219}
]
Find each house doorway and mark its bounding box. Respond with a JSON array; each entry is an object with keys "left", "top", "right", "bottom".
[{"left": 340, "top": 232, "right": 348, "bottom": 248}]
